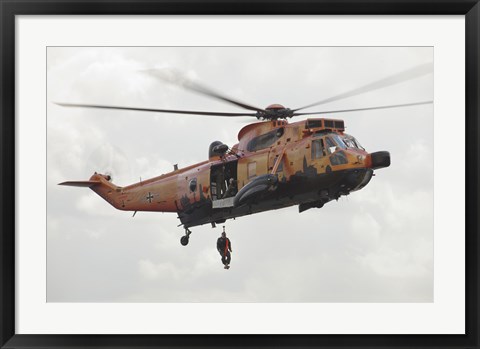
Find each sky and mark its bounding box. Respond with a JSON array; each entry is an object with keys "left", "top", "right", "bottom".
[{"left": 46, "top": 47, "right": 433, "bottom": 302}]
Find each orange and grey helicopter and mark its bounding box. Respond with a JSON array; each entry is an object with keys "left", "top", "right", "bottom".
[{"left": 58, "top": 65, "right": 431, "bottom": 246}]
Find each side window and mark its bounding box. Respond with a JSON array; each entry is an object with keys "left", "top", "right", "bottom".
[
  {"left": 330, "top": 151, "right": 348, "bottom": 166},
  {"left": 247, "top": 162, "right": 257, "bottom": 179},
  {"left": 325, "top": 137, "right": 337, "bottom": 154},
  {"left": 247, "top": 128, "right": 284, "bottom": 152},
  {"left": 189, "top": 178, "right": 197, "bottom": 192},
  {"left": 311, "top": 139, "right": 325, "bottom": 160}
]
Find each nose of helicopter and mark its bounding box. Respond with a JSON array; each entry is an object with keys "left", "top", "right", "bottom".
[{"left": 367, "top": 151, "right": 391, "bottom": 170}]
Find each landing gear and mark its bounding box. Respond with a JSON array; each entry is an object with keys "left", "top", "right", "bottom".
[{"left": 180, "top": 228, "right": 192, "bottom": 246}]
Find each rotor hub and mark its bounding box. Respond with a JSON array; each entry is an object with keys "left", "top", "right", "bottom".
[
  {"left": 266, "top": 104, "right": 285, "bottom": 110},
  {"left": 256, "top": 104, "right": 294, "bottom": 120}
]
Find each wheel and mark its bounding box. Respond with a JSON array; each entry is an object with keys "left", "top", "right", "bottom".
[{"left": 180, "top": 235, "right": 189, "bottom": 246}]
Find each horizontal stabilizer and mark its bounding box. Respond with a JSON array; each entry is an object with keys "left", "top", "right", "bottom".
[{"left": 58, "top": 180, "right": 101, "bottom": 188}]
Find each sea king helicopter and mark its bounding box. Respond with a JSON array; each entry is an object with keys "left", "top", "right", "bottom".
[{"left": 58, "top": 64, "right": 432, "bottom": 246}]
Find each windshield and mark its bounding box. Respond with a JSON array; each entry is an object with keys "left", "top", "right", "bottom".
[
  {"left": 331, "top": 134, "right": 347, "bottom": 149},
  {"left": 324, "top": 135, "right": 346, "bottom": 154},
  {"left": 342, "top": 135, "right": 365, "bottom": 150},
  {"left": 352, "top": 137, "right": 365, "bottom": 150}
]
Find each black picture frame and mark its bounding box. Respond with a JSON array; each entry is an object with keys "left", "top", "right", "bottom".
[{"left": 1, "top": 1, "right": 478, "bottom": 348}]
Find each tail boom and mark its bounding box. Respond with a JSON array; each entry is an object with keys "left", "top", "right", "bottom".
[{"left": 58, "top": 172, "right": 178, "bottom": 213}]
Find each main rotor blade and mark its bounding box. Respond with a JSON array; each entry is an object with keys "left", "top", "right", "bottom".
[
  {"left": 142, "top": 68, "right": 266, "bottom": 113},
  {"left": 293, "top": 100, "right": 432, "bottom": 116},
  {"left": 54, "top": 102, "right": 257, "bottom": 117},
  {"left": 293, "top": 62, "right": 433, "bottom": 112}
]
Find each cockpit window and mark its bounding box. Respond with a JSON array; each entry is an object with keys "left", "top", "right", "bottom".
[
  {"left": 343, "top": 138, "right": 356, "bottom": 148},
  {"left": 325, "top": 137, "right": 337, "bottom": 154},
  {"left": 325, "top": 137, "right": 335, "bottom": 148},
  {"left": 352, "top": 137, "right": 365, "bottom": 150},
  {"left": 324, "top": 135, "right": 347, "bottom": 154},
  {"left": 311, "top": 139, "right": 325, "bottom": 159},
  {"left": 247, "top": 128, "right": 284, "bottom": 152},
  {"left": 332, "top": 135, "right": 347, "bottom": 149},
  {"left": 342, "top": 136, "right": 365, "bottom": 150}
]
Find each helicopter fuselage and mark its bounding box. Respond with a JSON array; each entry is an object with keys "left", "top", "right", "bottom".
[{"left": 61, "top": 117, "right": 390, "bottom": 229}]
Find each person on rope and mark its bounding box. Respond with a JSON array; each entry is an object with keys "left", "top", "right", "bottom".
[{"left": 217, "top": 226, "right": 232, "bottom": 269}]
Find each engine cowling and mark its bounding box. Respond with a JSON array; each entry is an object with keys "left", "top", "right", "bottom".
[{"left": 209, "top": 141, "right": 228, "bottom": 159}]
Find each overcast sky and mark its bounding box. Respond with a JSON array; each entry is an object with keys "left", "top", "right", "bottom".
[{"left": 46, "top": 47, "right": 433, "bottom": 302}]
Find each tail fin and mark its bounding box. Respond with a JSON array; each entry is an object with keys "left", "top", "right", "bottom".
[{"left": 59, "top": 173, "right": 124, "bottom": 210}]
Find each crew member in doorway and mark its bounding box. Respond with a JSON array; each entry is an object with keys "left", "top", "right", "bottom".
[
  {"left": 223, "top": 178, "right": 237, "bottom": 198},
  {"left": 217, "top": 226, "right": 232, "bottom": 269}
]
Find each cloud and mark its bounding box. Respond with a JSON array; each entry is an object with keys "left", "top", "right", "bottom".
[
  {"left": 358, "top": 244, "right": 431, "bottom": 278},
  {"left": 138, "top": 259, "right": 180, "bottom": 280}
]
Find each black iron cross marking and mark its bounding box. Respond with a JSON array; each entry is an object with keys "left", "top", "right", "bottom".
[{"left": 146, "top": 192, "right": 154, "bottom": 203}]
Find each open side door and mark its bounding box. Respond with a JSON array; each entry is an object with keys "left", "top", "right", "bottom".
[{"left": 210, "top": 159, "right": 238, "bottom": 202}]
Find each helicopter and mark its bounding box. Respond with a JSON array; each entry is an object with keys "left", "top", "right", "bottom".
[{"left": 57, "top": 64, "right": 432, "bottom": 246}]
